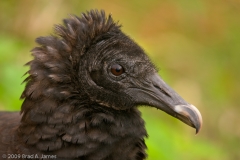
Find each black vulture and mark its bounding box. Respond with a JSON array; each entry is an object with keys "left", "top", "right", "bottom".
[{"left": 0, "top": 10, "right": 202, "bottom": 160}]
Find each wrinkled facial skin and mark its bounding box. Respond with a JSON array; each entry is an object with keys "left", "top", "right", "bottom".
[
  {"left": 88, "top": 34, "right": 202, "bottom": 133},
  {"left": 91, "top": 48, "right": 154, "bottom": 94}
]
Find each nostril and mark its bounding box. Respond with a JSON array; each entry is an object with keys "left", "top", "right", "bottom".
[{"left": 153, "top": 84, "right": 171, "bottom": 97}]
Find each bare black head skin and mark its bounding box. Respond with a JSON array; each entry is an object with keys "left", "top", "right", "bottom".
[{"left": 15, "top": 10, "right": 202, "bottom": 159}]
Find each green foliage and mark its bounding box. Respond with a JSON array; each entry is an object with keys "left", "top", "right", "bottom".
[{"left": 0, "top": 35, "right": 29, "bottom": 111}]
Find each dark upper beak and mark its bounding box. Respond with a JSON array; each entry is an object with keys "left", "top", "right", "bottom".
[{"left": 127, "top": 73, "right": 202, "bottom": 134}]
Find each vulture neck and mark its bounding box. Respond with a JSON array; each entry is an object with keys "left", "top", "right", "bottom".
[{"left": 18, "top": 97, "right": 147, "bottom": 158}]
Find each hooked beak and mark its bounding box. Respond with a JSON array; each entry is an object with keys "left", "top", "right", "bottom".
[{"left": 127, "top": 73, "right": 202, "bottom": 134}]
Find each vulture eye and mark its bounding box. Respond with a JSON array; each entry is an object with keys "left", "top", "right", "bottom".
[{"left": 111, "top": 64, "right": 124, "bottom": 76}]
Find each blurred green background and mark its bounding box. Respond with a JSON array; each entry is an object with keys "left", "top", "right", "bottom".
[{"left": 0, "top": 0, "right": 239, "bottom": 159}]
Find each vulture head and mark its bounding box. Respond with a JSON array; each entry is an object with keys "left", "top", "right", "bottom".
[{"left": 18, "top": 10, "right": 202, "bottom": 159}]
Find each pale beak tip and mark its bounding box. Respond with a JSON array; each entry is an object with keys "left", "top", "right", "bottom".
[
  {"left": 174, "top": 104, "right": 202, "bottom": 134},
  {"left": 190, "top": 104, "right": 202, "bottom": 134}
]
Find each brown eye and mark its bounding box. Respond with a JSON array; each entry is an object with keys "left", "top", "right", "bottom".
[{"left": 111, "top": 64, "right": 124, "bottom": 76}]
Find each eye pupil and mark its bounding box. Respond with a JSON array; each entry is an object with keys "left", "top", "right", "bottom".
[
  {"left": 116, "top": 68, "right": 121, "bottom": 72},
  {"left": 111, "top": 64, "right": 124, "bottom": 76}
]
